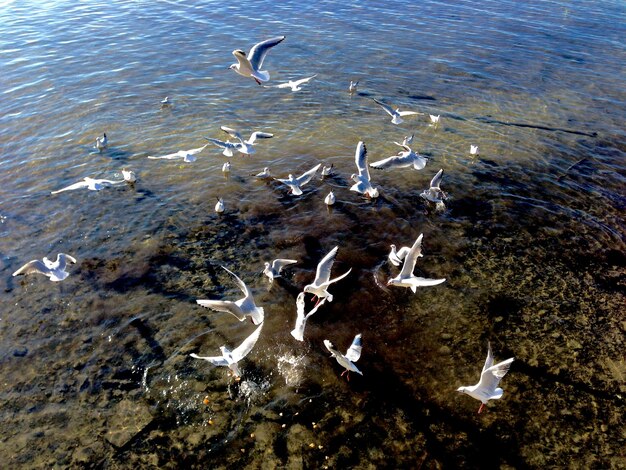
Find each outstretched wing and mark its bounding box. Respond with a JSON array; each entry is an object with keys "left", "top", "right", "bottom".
[
  {"left": 247, "top": 132, "right": 274, "bottom": 145},
  {"left": 477, "top": 357, "right": 514, "bottom": 393},
  {"left": 205, "top": 137, "right": 237, "bottom": 150},
  {"left": 196, "top": 299, "right": 246, "bottom": 322},
  {"left": 398, "top": 110, "right": 419, "bottom": 116},
  {"left": 12, "top": 259, "right": 48, "bottom": 277},
  {"left": 56, "top": 253, "right": 76, "bottom": 271},
  {"left": 314, "top": 246, "right": 339, "bottom": 285},
  {"left": 220, "top": 266, "right": 251, "bottom": 298},
  {"left": 482, "top": 341, "right": 494, "bottom": 374},
  {"left": 189, "top": 353, "right": 229, "bottom": 367},
  {"left": 248, "top": 36, "right": 286, "bottom": 70},
  {"left": 272, "top": 258, "right": 297, "bottom": 273},
  {"left": 345, "top": 333, "right": 362, "bottom": 362},
  {"left": 187, "top": 144, "right": 209, "bottom": 156},
  {"left": 430, "top": 169, "right": 444, "bottom": 189},
  {"left": 221, "top": 126, "right": 244, "bottom": 142},
  {"left": 231, "top": 322, "right": 264, "bottom": 362},
  {"left": 354, "top": 141, "right": 371, "bottom": 180},
  {"left": 369, "top": 153, "right": 413, "bottom": 170},
  {"left": 399, "top": 233, "right": 424, "bottom": 279},
  {"left": 51, "top": 180, "right": 90, "bottom": 194},
  {"left": 293, "top": 74, "right": 317, "bottom": 86},
  {"left": 373, "top": 99, "right": 394, "bottom": 117},
  {"left": 295, "top": 163, "right": 321, "bottom": 186}
]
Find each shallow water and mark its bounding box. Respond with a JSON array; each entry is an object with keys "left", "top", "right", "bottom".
[{"left": 1, "top": 0, "right": 625, "bottom": 468}]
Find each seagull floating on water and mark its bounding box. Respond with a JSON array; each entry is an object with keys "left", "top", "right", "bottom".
[
  {"left": 276, "top": 163, "right": 321, "bottom": 195},
  {"left": 190, "top": 322, "right": 263, "bottom": 378},
  {"left": 229, "top": 36, "right": 286, "bottom": 84},
  {"left": 429, "top": 114, "right": 440, "bottom": 125},
  {"left": 147, "top": 143, "right": 209, "bottom": 163},
  {"left": 215, "top": 197, "right": 225, "bottom": 214},
  {"left": 263, "top": 258, "right": 297, "bottom": 283},
  {"left": 161, "top": 96, "right": 171, "bottom": 107},
  {"left": 470, "top": 145, "right": 479, "bottom": 156},
  {"left": 321, "top": 164, "right": 334, "bottom": 177},
  {"left": 222, "top": 161, "right": 231, "bottom": 173},
  {"left": 290, "top": 292, "right": 326, "bottom": 342},
  {"left": 324, "top": 333, "right": 363, "bottom": 380},
  {"left": 267, "top": 74, "right": 317, "bottom": 92},
  {"left": 121, "top": 169, "right": 137, "bottom": 183},
  {"left": 303, "top": 246, "right": 351, "bottom": 305},
  {"left": 369, "top": 144, "right": 428, "bottom": 171},
  {"left": 373, "top": 99, "right": 420, "bottom": 125},
  {"left": 196, "top": 266, "right": 264, "bottom": 325},
  {"left": 350, "top": 141, "right": 379, "bottom": 198},
  {"left": 95, "top": 133, "right": 107, "bottom": 152},
  {"left": 420, "top": 169, "right": 447, "bottom": 204},
  {"left": 457, "top": 342, "right": 515, "bottom": 413},
  {"left": 324, "top": 191, "right": 336, "bottom": 206},
  {"left": 255, "top": 167, "right": 271, "bottom": 178},
  {"left": 388, "top": 244, "right": 411, "bottom": 267},
  {"left": 12, "top": 253, "right": 77, "bottom": 282},
  {"left": 348, "top": 80, "right": 359, "bottom": 94},
  {"left": 387, "top": 234, "right": 446, "bottom": 292},
  {"left": 219, "top": 126, "right": 274, "bottom": 155}
]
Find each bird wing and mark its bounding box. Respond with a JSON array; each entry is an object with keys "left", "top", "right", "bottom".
[
  {"left": 189, "top": 353, "right": 229, "bottom": 367},
  {"left": 410, "top": 277, "right": 446, "bottom": 287},
  {"left": 221, "top": 266, "right": 251, "bottom": 298},
  {"left": 477, "top": 357, "right": 514, "bottom": 393},
  {"left": 373, "top": 99, "right": 394, "bottom": 117},
  {"left": 205, "top": 137, "right": 236, "bottom": 149},
  {"left": 231, "top": 322, "right": 264, "bottom": 362},
  {"left": 247, "top": 132, "right": 274, "bottom": 145},
  {"left": 324, "top": 267, "right": 352, "bottom": 287},
  {"left": 247, "top": 36, "right": 286, "bottom": 70},
  {"left": 314, "top": 246, "right": 339, "bottom": 285},
  {"left": 221, "top": 126, "right": 244, "bottom": 142},
  {"left": 147, "top": 151, "right": 184, "bottom": 160},
  {"left": 430, "top": 169, "right": 444, "bottom": 189},
  {"left": 272, "top": 259, "right": 297, "bottom": 272},
  {"left": 369, "top": 153, "right": 413, "bottom": 169},
  {"left": 187, "top": 144, "right": 209, "bottom": 156},
  {"left": 293, "top": 74, "right": 317, "bottom": 86},
  {"left": 354, "top": 141, "right": 371, "bottom": 180},
  {"left": 196, "top": 299, "right": 246, "bottom": 322},
  {"left": 323, "top": 339, "right": 339, "bottom": 356},
  {"left": 345, "top": 333, "right": 362, "bottom": 362},
  {"left": 399, "top": 234, "right": 424, "bottom": 278},
  {"left": 51, "top": 180, "right": 90, "bottom": 194},
  {"left": 398, "top": 110, "right": 419, "bottom": 116},
  {"left": 56, "top": 253, "right": 76, "bottom": 271},
  {"left": 12, "top": 259, "right": 49, "bottom": 277},
  {"left": 295, "top": 163, "right": 321, "bottom": 186},
  {"left": 396, "top": 246, "right": 411, "bottom": 260},
  {"left": 482, "top": 341, "right": 495, "bottom": 374}
]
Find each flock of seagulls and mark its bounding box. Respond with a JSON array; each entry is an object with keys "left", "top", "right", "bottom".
[{"left": 11, "top": 35, "right": 510, "bottom": 413}]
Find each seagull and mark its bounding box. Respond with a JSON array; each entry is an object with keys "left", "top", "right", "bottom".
[
  {"left": 387, "top": 234, "right": 446, "bottom": 292},
  {"left": 369, "top": 144, "right": 428, "bottom": 171},
  {"left": 147, "top": 143, "right": 209, "bottom": 163},
  {"left": 12, "top": 253, "right": 77, "bottom": 282},
  {"left": 51, "top": 176, "right": 124, "bottom": 194},
  {"left": 229, "top": 36, "right": 286, "bottom": 84},
  {"left": 321, "top": 164, "right": 334, "bottom": 177},
  {"left": 388, "top": 244, "right": 411, "bottom": 267},
  {"left": 222, "top": 161, "right": 231, "bottom": 173},
  {"left": 95, "top": 133, "right": 107, "bottom": 151},
  {"left": 470, "top": 145, "right": 479, "bottom": 156},
  {"left": 457, "top": 342, "right": 515, "bottom": 413},
  {"left": 429, "top": 114, "right": 440, "bottom": 125},
  {"left": 161, "top": 96, "right": 171, "bottom": 107},
  {"left": 348, "top": 80, "right": 359, "bottom": 94},
  {"left": 190, "top": 322, "right": 263, "bottom": 378},
  {"left": 267, "top": 74, "right": 317, "bottom": 91},
  {"left": 276, "top": 163, "right": 321, "bottom": 195},
  {"left": 303, "top": 246, "right": 352, "bottom": 305},
  {"left": 121, "top": 169, "right": 137, "bottom": 183},
  {"left": 324, "top": 191, "right": 336, "bottom": 206},
  {"left": 350, "top": 141, "right": 379, "bottom": 198},
  {"left": 290, "top": 292, "right": 326, "bottom": 341},
  {"left": 215, "top": 197, "right": 225, "bottom": 214},
  {"left": 204, "top": 137, "right": 239, "bottom": 158},
  {"left": 324, "top": 334, "right": 363, "bottom": 380},
  {"left": 394, "top": 134, "right": 414, "bottom": 147},
  {"left": 373, "top": 99, "right": 420, "bottom": 125},
  {"left": 263, "top": 258, "right": 297, "bottom": 283},
  {"left": 196, "top": 266, "right": 264, "bottom": 325},
  {"left": 420, "top": 169, "right": 447, "bottom": 204},
  {"left": 219, "top": 126, "right": 274, "bottom": 155},
  {"left": 255, "top": 167, "right": 271, "bottom": 178}
]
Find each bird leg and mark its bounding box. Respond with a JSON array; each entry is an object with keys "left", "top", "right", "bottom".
[
  {"left": 340, "top": 369, "right": 351, "bottom": 381},
  {"left": 477, "top": 403, "right": 485, "bottom": 414}
]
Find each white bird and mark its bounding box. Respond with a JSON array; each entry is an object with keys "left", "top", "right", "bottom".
[
  {"left": 51, "top": 176, "right": 124, "bottom": 194},
  {"left": 161, "top": 96, "right": 171, "bottom": 107},
  {"left": 373, "top": 99, "right": 420, "bottom": 125},
  {"left": 429, "top": 114, "right": 440, "bottom": 125},
  {"left": 324, "top": 334, "right": 363, "bottom": 380},
  {"left": 457, "top": 342, "right": 515, "bottom": 413},
  {"left": 222, "top": 161, "right": 231, "bottom": 173},
  {"left": 350, "top": 141, "right": 379, "bottom": 198},
  {"left": 388, "top": 244, "right": 411, "bottom": 267},
  {"left": 12, "top": 253, "right": 77, "bottom": 282},
  {"left": 196, "top": 266, "right": 264, "bottom": 325},
  {"left": 324, "top": 191, "right": 336, "bottom": 206},
  {"left": 268, "top": 74, "right": 317, "bottom": 91},
  {"left": 215, "top": 197, "right": 225, "bottom": 214},
  {"left": 204, "top": 137, "right": 239, "bottom": 158},
  {"left": 95, "top": 133, "right": 107, "bottom": 151},
  {"left": 321, "top": 164, "right": 334, "bottom": 177},
  {"left": 369, "top": 144, "right": 428, "bottom": 171},
  {"left": 387, "top": 234, "right": 446, "bottom": 292},
  {"left": 263, "top": 258, "right": 297, "bottom": 283},
  {"left": 147, "top": 144, "right": 209, "bottom": 163},
  {"left": 276, "top": 163, "right": 321, "bottom": 196},
  {"left": 122, "top": 169, "right": 137, "bottom": 183},
  {"left": 290, "top": 292, "right": 326, "bottom": 342},
  {"left": 255, "top": 167, "right": 271, "bottom": 178},
  {"left": 229, "top": 36, "right": 286, "bottom": 84},
  {"left": 190, "top": 322, "right": 263, "bottom": 378},
  {"left": 219, "top": 126, "right": 274, "bottom": 155},
  {"left": 420, "top": 169, "right": 447, "bottom": 204},
  {"left": 303, "top": 246, "right": 352, "bottom": 305},
  {"left": 394, "top": 134, "right": 414, "bottom": 147},
  {"left": 348, "top": 80, "right": 359, "bottom": 94},
  {"left": 470, "top": 145, "right": 479, "bottom": 156}
]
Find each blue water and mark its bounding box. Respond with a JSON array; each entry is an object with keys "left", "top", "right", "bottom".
[{"left": 0, "top": 0, "right": 624, "bottom": 467}]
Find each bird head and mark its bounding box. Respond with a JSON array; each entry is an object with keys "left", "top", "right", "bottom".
[{"left": 456, "top": 386, "right": 467, "bottom": 394}]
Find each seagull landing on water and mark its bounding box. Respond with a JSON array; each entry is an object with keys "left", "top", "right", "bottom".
[
  {"left": 95, "top": 133, "right": 107, "bottom": 152},
  {"left": 373, "top": 98, "right": 420, "bottom": 125},
  {"left": 369, "top": 144, "right": 428, "bottom": 171},
  {"left": 229, "top": 36, "right": 286, "bottom": 84},
  {"left": 348, "top": 81, "right": 359, "bottom": 94},
  {"left": 276, "top": 163, "right": 321, "bottom": 195},
  {"left": 219, "top": 126, "right": 274, "bottom": 156},
  {"left": 290, "top": 292, "right": 326, "bottom": 341},
  {"left": 457, "top": 342, "right": 514, "bottom": 413},
  {"left": 13, "top": 253, "right": 77, "bottom": 282},
  {"left": 196, "top": 266, "right": 264, "bottom": 325},
  {"left": 350, "top": 141, "right": 379, "bottom": 198},
  {"left": 147, "top": 144, "right": 209, "bottom": 163},
  {"left": 190, "top": 322, "right": 263, "bottom": 378},
  {"left": 267, "top": 74, "right": 317, "bottom": 92},
  {"left": 388, "top": 244, "right": 411, "bottom": 267},
  {"left": 263, "top": 258, "right": 297, "bottom": 283},
  {"left": 420, "top": 169, "right": 447, "bottom": 205},
  {"left": 303, "top": 246, "right": 351, "bottom": 306},
  {"left": 387, "top": 233, "right": 446, "bottom": 292},
  {"left": 324, "top": 334, "right": 363, "bottom": 380}
]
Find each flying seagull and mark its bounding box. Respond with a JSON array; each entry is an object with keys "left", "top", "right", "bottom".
[
  {"left": 369, "top": 144, "right": 428, "bottom": 171},
  {"left": 147, "top": 144, "right": 209, "bottom": 163},
  {"left": 457, "top": 342, "right": 515, "bottom": 413},
  {"left": 229, "top": 36, "right": 286, "bottom": 84},
  {"left": 267, "top": 74, "right": 317, "bottom": 91},
  {"left": 303, "top": 246, "right": 351, "bottom": 305},
  {"left": 12, "top": 253, "right": 77, "bottom": 282},
  {"left": 387, "top": 233, "right": 446, "bottom": 292},
  {"left": 290, "top": 292, "right": 326, "bottom": 341},
  {"left": 51, "top": 176, "right": 126, "bottom": 194},
  {"left": 420, "top": 169, "right": 447, "bottom": 204},
  {"left": 324, "top": 333, "right": 363, "bottom": 380},
  {"left": 263, "top": 258, "right": 297, "bottom": 283},
  {"left": 388, "top": 244, "right": 411, "bottom": 267},
  {"left": 276, "top": 163, "right": 321, "bottom": 195},
  {"left": 219, "top": 126, "right": 274, "bottom": 155},
  {"left": 373, "top": 98, "right": 420, "bottom": 125},
  {"left": 350, "top": 141, "right": 379, "bottom": 198}
]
